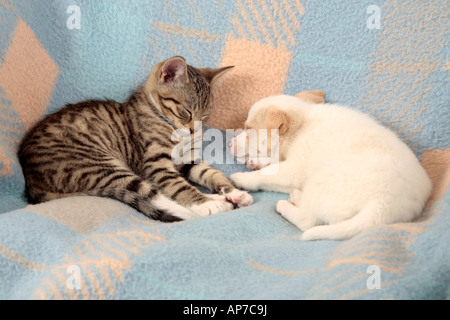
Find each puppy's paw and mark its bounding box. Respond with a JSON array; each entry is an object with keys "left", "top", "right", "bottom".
[
  {"left": 289, "top": 189, "right": 302, "bottom": 206},
  {"left": 275, "top": 199, "right": 292, "bottom": 216},
  {"left": 189, "top": 200, "right": 234, "bottom": 217},
  {"left": 222, "top": 188, "right": 253, "bottom": 208},
  {"left": 230, "top": 172, "right": 259, "bottom": 191},
  {"left": 246, "top": 157, "right": 271, "bottom": 170}
]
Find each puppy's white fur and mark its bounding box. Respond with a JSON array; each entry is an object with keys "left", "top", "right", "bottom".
[{"left": 229, "top": 95, "right": 432, "bottom": 241}]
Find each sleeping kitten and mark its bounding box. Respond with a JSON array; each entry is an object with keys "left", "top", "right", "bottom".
[
  {"left": 229, "top": 94, "right": 432, "bottom": 240},
  {"left": 18, "top": 56, "right": 252, "bottom": 221}
]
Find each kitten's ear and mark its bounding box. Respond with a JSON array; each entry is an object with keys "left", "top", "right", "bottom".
[
  {"left": 266, "top": 109, "right": 289, "bottom": 135},
  {"left": 200, "top": 66, "right": 234, "bottom": 86},
  {"left": 159, "top": 56, "right": 188, "bottom": 87}
]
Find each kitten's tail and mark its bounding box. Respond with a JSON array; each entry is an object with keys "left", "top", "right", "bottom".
[
  {"left": 35, "top": 189, "right": 194, "bottom": 222},
  {"left": 301, "top": 202, "right": 387, "bottom": 241}
]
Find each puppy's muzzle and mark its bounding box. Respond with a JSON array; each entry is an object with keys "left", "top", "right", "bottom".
[{"left": 228, "top": 132, "right": 248, "bottom": 162}]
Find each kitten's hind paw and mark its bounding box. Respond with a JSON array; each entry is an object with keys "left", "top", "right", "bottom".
[
  {"left": 205, "top": 193, "right": 228, "bottom": 202},
  {"left": 152, "top": 194, "right": 198, "bottom": 220},
  {"left": 189, "top": 200, "right": 234, "bottom": 217}
]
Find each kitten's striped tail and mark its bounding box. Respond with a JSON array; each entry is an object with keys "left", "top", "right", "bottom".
[
  {"left": 90, "top": 188, "right": 189, "bottom": 222},
  {"left": 34, "top": 188, "right": 195, "bottom": 222}
]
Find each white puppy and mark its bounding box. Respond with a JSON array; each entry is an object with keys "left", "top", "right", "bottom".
[{"left": 229, "top": 94, "right": 432, "bottom": 241}]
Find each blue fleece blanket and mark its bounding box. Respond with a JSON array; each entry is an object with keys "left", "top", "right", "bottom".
[{"left": 0, "top": 0, "right": 449, "bottom": 300}]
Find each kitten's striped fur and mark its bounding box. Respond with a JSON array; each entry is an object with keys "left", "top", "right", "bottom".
[{"left": 18, "top": 56, "right": 253, "bottom": 221}]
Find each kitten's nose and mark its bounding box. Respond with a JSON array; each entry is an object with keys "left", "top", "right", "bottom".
[{"left": 188, "top": 120, "right": 196, "bottom": 134}]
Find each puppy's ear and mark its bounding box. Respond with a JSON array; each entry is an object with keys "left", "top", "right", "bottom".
[
  {"left": 295, "top": 90, "right": 325, "bottom": 104},
  {"left": 266, "top": 110, "right": 289, "bottom": 135},
  {"left": 199, "top": 66, "right": 234, "bottom": 87}
]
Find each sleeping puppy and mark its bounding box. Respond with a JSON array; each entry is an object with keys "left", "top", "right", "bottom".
[{"left": 228, "top": 92, "right": 432, "bottom": 241}]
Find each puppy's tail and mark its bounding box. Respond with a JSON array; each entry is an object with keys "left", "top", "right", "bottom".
[{"left": 301, "top": 202, "right": 386, "bottom": 241}]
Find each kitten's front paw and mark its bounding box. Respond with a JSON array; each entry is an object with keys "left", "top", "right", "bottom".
[
  {"left": 229, "top": 172, "right": 259, "bottom": 191},
  {"left": 190, "top": 200, "right": 234, "bottom": 217},
  {"left": 222, "top": 188, "right": 253, "bottom": 208}
]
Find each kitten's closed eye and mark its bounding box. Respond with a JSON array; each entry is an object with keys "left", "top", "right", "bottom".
[{"left": 182, "top": 109, "right": 193, "bottom": 124}]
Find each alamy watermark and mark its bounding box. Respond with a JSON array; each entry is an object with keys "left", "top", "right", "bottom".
[
  {"left": 366, "top": 5, "right": 381, "bottom": 30},
  {"left": 66, "top": 265, "right": 81, "bottom": 290},
  {"left": 366, "top": 265, "right": 381, "bottom": 289},
  {"left": 67, "top": 5, "right": 81, "bottom": 30}
]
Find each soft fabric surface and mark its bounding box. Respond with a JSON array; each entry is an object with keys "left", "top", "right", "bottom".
[{"left": 0, "top": 0, "right": 449, "bottom": 299}]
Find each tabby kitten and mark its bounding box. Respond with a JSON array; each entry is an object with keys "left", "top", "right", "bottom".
[{"left": 18, "top": 56, "right": 253, "bottom": 221}]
